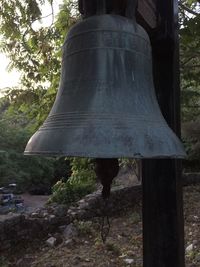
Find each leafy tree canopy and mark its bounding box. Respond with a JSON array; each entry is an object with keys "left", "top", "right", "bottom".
[
  {"left": 179, "top": 0, "right": 200, "bottom": 121},
  {"left": 0, "top": 0, "right": 78, "bottom": 127}
]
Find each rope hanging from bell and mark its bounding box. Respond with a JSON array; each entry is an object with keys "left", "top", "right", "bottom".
[{"left": 95, "top": 158, "right": 119, "bottom": 242}]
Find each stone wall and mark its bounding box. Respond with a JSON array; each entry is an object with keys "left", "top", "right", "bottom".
[
  {"left": 182, "top": 173, "right": 200, "bottom": 186},
  {"left": 0, "top": 185, "right": 141, "bottom": 253},
  {"left": 0, "top": 213, "right": 67, "bottom": 252},
  {"left": 1, "top": 173, "right": 200, "bottom": 253}
]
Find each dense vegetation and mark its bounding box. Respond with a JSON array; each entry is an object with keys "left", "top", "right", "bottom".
[
  {"left": 0, "top": 0, "right": 199, "bottom": 201},
  {"left": 49, "top": 158, "right": 96, "bottom": 204},
  {"left": 0, "top": 1, "right": 77, "bottom": 195},
  {"left": 179, "top": 1, "right": 200, "bottom": 170},
  {"left": 0, "top": 105, "right": 72, "bottom": 193}
]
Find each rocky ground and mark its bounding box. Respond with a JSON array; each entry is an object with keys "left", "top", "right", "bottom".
[{"left": 0, "top": 184, "right": 200, "bottom": 267}]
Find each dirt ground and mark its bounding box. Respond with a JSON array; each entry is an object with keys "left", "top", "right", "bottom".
[
  {"left": 0, "top": 193, "right": 49, "bottom": 217},
  {"left": 1, "top": 184, "right": 200, "bottom": 267},
  {"left": 22, "top": 193, "right": 49, "bottom": 211}
]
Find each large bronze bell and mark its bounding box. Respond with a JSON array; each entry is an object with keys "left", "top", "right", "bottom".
[{"left": 24, "top": 13, "right": 186, "bottom": 158}]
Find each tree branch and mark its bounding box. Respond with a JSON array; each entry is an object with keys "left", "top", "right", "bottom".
[
  {"left": 182, "top": 64, "right": 200, "bottom": 69},
  {"left": 179, "top": 2, "right": 199, "bottom": 16}
]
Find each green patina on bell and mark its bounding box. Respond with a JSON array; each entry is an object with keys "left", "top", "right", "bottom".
[{"left": 24, "top": 13, "right": 186, "bottom": 159}]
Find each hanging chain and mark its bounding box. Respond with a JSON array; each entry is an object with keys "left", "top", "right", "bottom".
[
  {"left": 94, "top": 158, "right": 119, "bottom": 243},
  {"left": 100, "top": 198, "right": 110, "bottom": 243}
]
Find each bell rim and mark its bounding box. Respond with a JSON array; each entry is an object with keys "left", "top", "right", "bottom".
[{"left": 24, "top": 150, "right": 186, "bottom": 159}]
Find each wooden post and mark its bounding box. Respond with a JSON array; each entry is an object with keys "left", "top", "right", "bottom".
[{"left": 142, "top": 0, "right": 185, "bottom": 266}]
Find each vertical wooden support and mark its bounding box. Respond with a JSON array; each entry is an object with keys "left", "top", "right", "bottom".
[{"left": 142, "top": 0, "right": 185, "bottom": 266}]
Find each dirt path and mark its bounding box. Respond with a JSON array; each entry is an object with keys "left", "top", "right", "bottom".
[{"left": 22, "top": 194, "right": 49, "bottom": 209}]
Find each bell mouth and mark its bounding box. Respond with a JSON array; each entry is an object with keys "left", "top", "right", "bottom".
[{"left": 24, "top": 116, "right": 186, "bottom": 159}]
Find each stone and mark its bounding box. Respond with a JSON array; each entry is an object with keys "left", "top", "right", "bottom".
[
  {"left": 8, "top": 212, "right": 15, "bottom": 216},
  {"left": 58, "top": 225, "right": 67, "bottom": 232},
  {"left": 79, "top": 203, "right": 88, "bottom": 209},
  {"left": 63, "top": 224, "right": 78, "bottom": 239},
  {"left": 124, "top": 258, "right": 135, "bottom": 264},
  {"left": 72, "top": 256, "right": 82, "bottom": 264},
  {"left": 0, "top": 185, "right": 143, "bottom": 253},
  {"left": 65, "top": 239, "right": 73, "bottom": 246},
  {"left": 196, "top": 254, "right": 200, "bottom": 262},
  {"left": 16, "top": 258, "right": 23, "bottom": 265},
  {"left": 69, "top": 212, "right": 77, "bottom": 217},
  {"left": 53, "top": 233, "right": 63, "bottom": 245},
  {"left": 186, "top": 244, "right": 194, "bottom": 253},
  {"left": 31, "top": 212, "right": 39, "bottom": 218},
  {"left": 46, "top": 237, "right": 57, "bottom": 247},
  {"left": 48, "top": 214, "right": 57, "bottom": 224},
  {"left": 193, "top": 240, "right": 198, "bottom": 245},
  {"left": 53, "top": 205, "right": 68, "bottom": 217}
]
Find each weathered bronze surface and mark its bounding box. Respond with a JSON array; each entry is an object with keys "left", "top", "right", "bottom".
[{"left": 24, "top": 14, "right": 186, "bottom": 158}]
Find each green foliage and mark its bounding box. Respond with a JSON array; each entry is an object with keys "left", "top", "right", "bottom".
[
  {"left": 50, "top": 158, "right": 96, "bottom": 204},
  {"left": 105, "top": 242, "right": 121, "bottom": 256},
  {"left": 74, "top": 220, "right": 94, "bottom": 236},
  {"left": 1, "top": 1, "right": 64, "bottom": 85},
  {"left": 54, "top": 157, "right": 71, "bottom": 181},
  {"left": 0, "top": 117, "right": 55, "bottom": 192},
  {"left": 119, "top": 158, "right": 137, "bottom": 169},
  {"left": 182, "top": 119, "right": 200, "bottom": 171},
  {"left": 129, "top": 211, "right": 141, "bottom": 224},
  {"left": 50, "top": 179, "right": 95, "bottom": 204},
  {"left": 0, "top": 0, "right": 69, "bottom": 61},
  {"left": 0, "top": 1, "right": 78, "bottom": 125},
  {"left": 178, "top": 1, "right": 200, "bottom": 168},
  {"left": 70, "top": 158, "right": 96, "bottom": 182},
  {"left": 1, "top": 88, "right": 50, "bottom": 130},
  {"left": 179, "top": 1, "right": 200, "bottom": 121},
  {"left": 0, "top": 94, "right": 71, "bottom": 193},
  {"left": 0, "top": 257, "right": 9, "bottom": 267}
]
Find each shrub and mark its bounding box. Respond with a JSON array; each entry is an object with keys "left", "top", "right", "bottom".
[{"left": 49, "top": 158, "right": 96, "bottom": 204}]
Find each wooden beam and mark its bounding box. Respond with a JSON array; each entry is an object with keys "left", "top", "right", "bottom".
[
  {"left": 142, "top": 0, "right": 185, "bottom": 266},
  {"left": 137, "top": 0, "right": 157, "bottom": 29},
  {"left": 78, "top": 0, "right": 157, "bottom": 28}
]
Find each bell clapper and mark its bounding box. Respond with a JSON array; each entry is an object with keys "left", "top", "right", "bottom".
[
  {"left": 100, "top": 197, "right": 111, "bottom": 243},
  {"left": 95, "top": 158, "right": 119, "bottom": 243}
]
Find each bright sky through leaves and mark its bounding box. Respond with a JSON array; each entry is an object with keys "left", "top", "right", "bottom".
[
  {"left": 0, "top": 0, "right": 62, "bottom": 91},
  {"left": 0, "top": 53, "right": 20, "bottom": 89}
]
